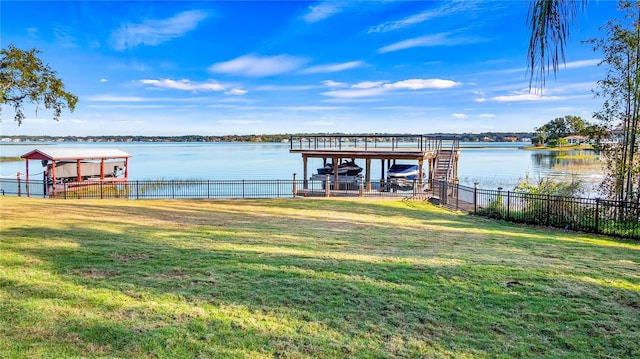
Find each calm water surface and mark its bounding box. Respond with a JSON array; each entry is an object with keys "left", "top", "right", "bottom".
[{"left": 0, "top": 142, "right": 604, "bottom": 192}]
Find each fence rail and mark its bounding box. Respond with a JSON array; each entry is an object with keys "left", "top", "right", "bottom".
[
  {"left": 0, "top": 178, "right": 423, "bottom": 200},
  {"left": 466, "top": 184, "right": 639, "bottom": 240},
  {"left": 1, "top": 177, "right": 638, "bottom": 240}
]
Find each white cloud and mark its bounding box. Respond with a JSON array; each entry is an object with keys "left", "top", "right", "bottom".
[
  {"left": 321, "top": 78, "right": 460, "bottom": 99},
  {"left": 273, "top": 106, "right": 346, "bottom": 111},
  {"left": 379, "top": 33, "right": 449, "bottom": 53},
  {"left": 217, "top": 119, "right": 263, "bottom": 125},
  {"left": 322, "top": 80, "right": 348, "bottom": 88},
  {"left": 384, "top": 79, "right": 460, "bottom": 90},
  {"left": 369, "top": 9, "right": 445, "bottom": 33},
  {"left": 378, "top": 32, "right": 485, "bottom": 53},
  {"left": 491, "top": 93, "right": 562, "bottom": 102},
  {"left": 209, "top": 54, "right": 308, "bottom": 77},
  {"left": 255, "top": 84, "right": 319, "bottom": 91},
  {"left": 100, "top": 78, "right": 108, "bottom": 82},
  {"left": 452, "top": 113, "right": 466, "bottom": 118},
  {"left": 141, "top": 79, "right": 225, "bottom": 92},
  {"left": 111, "top": 10, "right": 208, "bottom": 50},
  {"left": 322, "top": 87, "right": 389, "bottom": 99},
  {"left": 303, "top": 2, "right": 344, "bottom": 22},
  {"left": 352, "top": 81, "right": 385, "bottom": 89},
  {"left": 564, "top": 59, "right": 600, "bottom": 69},
  {"left": 27, "top": 27, "right": 38, "bottom": 38},
  {"left": 300, "top": 61, "right": 364, "bottom": 74},
  {"left": 226, "top": 88, "right": 247, "bottom": 96},
  {"left": 374, "top": 106, "right": 438, "bottom": 111},
  {"left": 86, "top": 104, "right": 174, "bottom": 109},
  {"left": 305, "top": 120, "right": 336, "bottom": 126},
  {"left": 54, "top": 25, "right": 77, "bottom": 47},
  {"left": 368, "top": 1, "right": 475, "bottom": 33},
  {"left": 480, "top": 114, "right": 496, "bottom": 118},
  {"left": 85, "top": 95, "right": 146, "bottom": 102}
]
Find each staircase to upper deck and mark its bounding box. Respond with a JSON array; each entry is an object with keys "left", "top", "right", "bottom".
[{"left": 433, "top": 138, "right": 459, "bottom": 183}]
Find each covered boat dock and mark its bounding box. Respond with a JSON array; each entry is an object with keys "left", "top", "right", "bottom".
[
  {"left": 21, "top": 148, "right": 132, "bottom": 197},
  {"left": 289, "top": 135, "right": 460, "bottom": 194}
]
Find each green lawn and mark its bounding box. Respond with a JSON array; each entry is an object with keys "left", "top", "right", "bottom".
[{"left": 1, "top": 197, "right": 638, "bottom": 358}]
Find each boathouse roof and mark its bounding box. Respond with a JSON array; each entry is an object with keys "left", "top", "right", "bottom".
[{"left": 21, "top": 148, "right": 132, "bottom": 161}]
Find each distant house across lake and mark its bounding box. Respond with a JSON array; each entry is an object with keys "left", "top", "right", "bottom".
[{"left": 563, "top": 135, "right": 590, "bottom": 146}]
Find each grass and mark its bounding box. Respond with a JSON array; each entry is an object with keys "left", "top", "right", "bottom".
[
  {"left": 0, "top": 156, "right": 23, "bottom": 163},
  {"left": 1, "top": 197, "right": 638, "bottom": 358},
  {"left": 524, "top": 145, "right": 594, "bottom": 151},
  {"left": 556, "top": 154, "right": 599, "bottom": 160}
]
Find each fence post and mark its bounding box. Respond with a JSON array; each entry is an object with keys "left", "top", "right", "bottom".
[
  {"left": 412, "top": 179, "right": 417, "bottom": 199},
  {"left": 497, "top": 187, "right": 503, "bottom": 218},
  {"left": 292, "top": 173, "right": 297, "bottom": 196},
  {"left": 506, "top": 190, "right": 510, "bottom": 220},
  {"left": 136, "top": 180, "right": 140, "bottom": 199},
  {"left": 359, "top": 178, "right": 364, "bottom": 197},
  {"left": 455, "top": 182, "right": 459, "bottom": 209},
  {"left": 325, "top": 175, "right": 330, "bottom": 197},
  {"left": 25, "top": 172, "right": 30, "bottom": 197},
  {"left": 546, "top": 194, "right": 551, "bottom": 227},
  {"left": 16, "top": 172, "right": 21, "bottom": 197},
  {"left": 474, "top": 182, "right": 479, "bottom": 213},
  {"left": 442, "top": 180, "right": 449, "bottom": 205},
  {"left": 595, "top": 198, "right": 600, "bottom": 234}
]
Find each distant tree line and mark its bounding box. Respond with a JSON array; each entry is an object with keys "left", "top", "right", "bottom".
[{"left": 1, "top": 132, "right": 535, "bottom": 144}]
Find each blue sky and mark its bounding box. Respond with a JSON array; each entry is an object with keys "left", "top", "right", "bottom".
[{"left": 0, "top": 0, "right": 621, "bottom": 136}]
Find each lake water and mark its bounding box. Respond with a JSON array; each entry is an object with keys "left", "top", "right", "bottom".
[{"left": 0, "top": 141, "right": 605, "bottom": 193}]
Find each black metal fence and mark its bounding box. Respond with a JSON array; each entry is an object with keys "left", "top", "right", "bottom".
[
  {"left": 462, "top": 183, "right": 640, "bottom": 240},
  {"left": 0, "top": 178, "right": 298, "bottom": 199},
  {"left": 2, "top": 177, "right": 638, "bottom": 239},
  {"left": 0, "top": 177, "right": 424, "bottom": 200}
]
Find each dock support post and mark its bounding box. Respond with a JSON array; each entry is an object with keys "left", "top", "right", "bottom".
[
  {"left": 332, "top": 157, "right": 339, "bottom": 190},
  {"left": 51, "top": 160, "right": 57, "bottom": 198},
  {"left": 303, "top": 156, "right": 308, "bottom": 189},
  {"left": 365, "top": 158, "right": 371, "bottom": 192},
  {"left": 380, "top": 159, "right": 385, "bottom": 190}
]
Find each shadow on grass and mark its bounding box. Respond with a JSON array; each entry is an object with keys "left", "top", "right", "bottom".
[{"left": 2, "top": 205, "right": 640, "bottom": 358}]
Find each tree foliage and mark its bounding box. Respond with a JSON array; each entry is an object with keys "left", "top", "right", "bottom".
[
  {"left": 0, "top": 44, "right": 78, "bottom": 125},
  {"left": 514, "top": 172, "right": 584, "bottom": 197},
  {"left": 588, "top": 0, "right": 640, "bottom": 203},
  {"left": 533, "top": 115, "right": 592, "bottom": 145}
]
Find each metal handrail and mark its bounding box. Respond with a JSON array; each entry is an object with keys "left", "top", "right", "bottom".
[{"left": 289, "top": 135, "right": 456, "bottom": 152}]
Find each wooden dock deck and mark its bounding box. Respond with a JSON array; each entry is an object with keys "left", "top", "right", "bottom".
[{"left": 289, "top": 135, "right": 460, "bottom": 193}]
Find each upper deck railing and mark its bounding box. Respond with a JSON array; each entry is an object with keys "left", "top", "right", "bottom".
[{"left": 289, "top": 135, "right": 459, "bottom": 152}]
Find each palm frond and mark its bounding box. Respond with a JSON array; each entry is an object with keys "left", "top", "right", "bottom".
[{"left": 527, "top": 0, "right": 585, "bottom": 91}]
